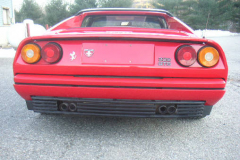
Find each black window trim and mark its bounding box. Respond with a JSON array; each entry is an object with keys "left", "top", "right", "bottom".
[{"left": 80, "top": 14, "right": 168, "bottom": 29}]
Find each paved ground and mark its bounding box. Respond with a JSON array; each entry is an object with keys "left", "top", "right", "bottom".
[{"left": 0, "top": 36, "right": 240, "bottom": 160}]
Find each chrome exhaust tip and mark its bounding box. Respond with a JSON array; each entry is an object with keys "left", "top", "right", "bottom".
[
  {"left": 167, "top": 105, "right": 177, "bottom": 114},
  {"left": 69, "top": 103, "right": 77, "bottom": 112},
  {"left": 59, "top": 103, "right": 69, "bottom": 111},
  {"left": 158, "top": 105, "right": 168, "bottom": 114}
]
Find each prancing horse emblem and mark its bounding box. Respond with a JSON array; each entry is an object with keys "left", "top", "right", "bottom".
[
  {"left": 84, "top": 49, "right": 94, "bottom": 57},
  {"left": 70, "top": 51, "right": 76, "bottom": 61}
]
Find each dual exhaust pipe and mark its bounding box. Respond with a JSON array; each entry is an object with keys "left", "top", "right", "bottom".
[
  {"left": 59, "top": 102, "right": 77, "bottom": 112},
  {"left": 158, "top": 105, "right": 177, "bottom": 115},
  {"left": 59, "top": 102, "right": 176, "bottom": 114}
]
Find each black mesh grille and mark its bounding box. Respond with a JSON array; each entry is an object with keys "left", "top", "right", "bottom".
[
  {"left": 32, "top": 99, "right": 58, "bottom": 111},
  {"left": 177, "top": 104, "right": 204, "bottom": 117},
  {"left": 31, "top": 96, "right": 206, "bottom": 118}
]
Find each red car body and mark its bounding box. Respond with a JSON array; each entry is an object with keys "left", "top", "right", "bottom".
[{"left": 13, "top": 8, "right": 228, "bottom": 118}]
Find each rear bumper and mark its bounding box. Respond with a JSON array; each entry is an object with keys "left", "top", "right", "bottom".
[
  {"left": 26, "top": 96, "right": 213, "bottom": 118},
  {"left": 14, "top": 74, "right": 226, "bottom": 106}
]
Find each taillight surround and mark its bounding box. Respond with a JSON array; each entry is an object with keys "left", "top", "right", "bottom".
[
  {"left": 175, "top": 45, "right": 220, "bottom": 68},
  {"left": 175, "top": 45, "right": 197, "bottom": 67},
  {"left": 21, "top": 43, "right": 41, "bottom": 64},
  {"left": 41, "top": 42, "right": 63, "bottom": 64}
]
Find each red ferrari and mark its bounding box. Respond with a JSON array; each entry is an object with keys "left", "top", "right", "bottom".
[{"left": 13, "top": 8, "right": 228, "bottom": 118}]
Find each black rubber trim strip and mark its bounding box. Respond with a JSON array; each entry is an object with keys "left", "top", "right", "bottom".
[
  {"left": 73, "top": 75, "right": 163, "bottom": 79},
  {"left": 34, "top": 37, "right": 204, "bottom": 44},
  {"left": 15, "top": 83, "right": 224, "bottom": 90},
  {"left": 16, "top": 73, "right": 164, "bottom": 79}
]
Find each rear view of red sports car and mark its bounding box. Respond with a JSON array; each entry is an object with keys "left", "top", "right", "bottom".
[{"left": 13, "top": 8, "right": 228, "bottom": 118}]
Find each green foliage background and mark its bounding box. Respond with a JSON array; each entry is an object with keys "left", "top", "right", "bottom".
[
  {"left": 15, "top": 0, "right": 44, "bottom": 25},
  {"left": 152, "top": 0, "right": 240, "bottom": 32},
  {"left": 15, "top": 0, "right": 240, "bottom": 32}
]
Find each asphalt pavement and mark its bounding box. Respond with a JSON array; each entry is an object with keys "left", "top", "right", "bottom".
[{"left": 0, "top": 36, "right": 240, "bottom": 160}]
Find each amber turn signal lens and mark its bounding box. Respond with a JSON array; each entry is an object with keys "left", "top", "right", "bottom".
[
  {"left": 198, "top": 46, "right": 219, "bottom": 67},
  {"left": 21, "top": 44, "right": 41, "bottom": 63}
]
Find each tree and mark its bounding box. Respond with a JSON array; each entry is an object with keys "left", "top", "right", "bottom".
[
  {"left": 15, "top": 10, "right": 22, "bottom": 23},
  {"left": 152, "top": 0, "right": 234, "bottom": 30},
  {"left": 98, "top": 0, "right": 133, "bottom": 8},
  {"left": 231, "top": 1, "right": 240, "bottom": 32},
  {"left": 70, "top": 0, "right": 97, "bottom": 15},
  {"left": 152, "top": 0, "right": 184, "bottom": 17},
  {"left": 45, "top": 0, "right": 70, "bottom": 26},
  {"left": 15, "top": 0, "right": 44, "bottom": 25}
]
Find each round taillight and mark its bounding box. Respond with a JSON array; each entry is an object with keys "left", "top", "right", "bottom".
[
  {"left": 41, "top": 43, "right": 62, "bottom": 63},
  {"left": 175, "top": 45, "right": 197, "bottom": 67},
  {"left": 21, "top": 43, "right": 41, "bottom": 64},
  {"left": 198, "top": 46, "right": 219, "bottom": 67}
]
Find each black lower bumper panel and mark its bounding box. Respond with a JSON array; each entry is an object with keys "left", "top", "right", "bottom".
[{"left": 26, "top": 96, "right": 212, "bottom": 118}]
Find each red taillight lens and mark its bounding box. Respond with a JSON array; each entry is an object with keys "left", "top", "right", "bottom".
[
  {"left": 175, "top": 45, "right": 197, "bottom": 67},
  {"left": 41, "top": 43, "right": 62, "bottom": 63}
]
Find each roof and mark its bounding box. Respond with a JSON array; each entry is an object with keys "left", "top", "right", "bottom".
[{"left": 75, "top": 8, "right": 173, "bottom": 17}]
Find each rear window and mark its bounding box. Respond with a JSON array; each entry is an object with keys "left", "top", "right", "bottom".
[{"left": 81, "top": 15, "right": 168, "bottom": 29}]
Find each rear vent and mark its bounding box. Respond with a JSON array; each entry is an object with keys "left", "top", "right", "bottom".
[
  {"left": 32, "top": 98, "right": 58, "bottom": 111},
  {"left": 76, "top": 101, "right": 156, "bottom": 115},
  {"left": 177, "top": 104, "right": 204, "bottom": 117},
  {"left": 31, "top": 96, "right": 205, "bottom": 118}
]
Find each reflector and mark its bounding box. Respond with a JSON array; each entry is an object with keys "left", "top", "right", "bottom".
[
  {"left": 205, "top": 52, "right": 214, "bottom": 61},
  {"left": 41, "top": 43, "right": 62, "bottom": 63}
]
